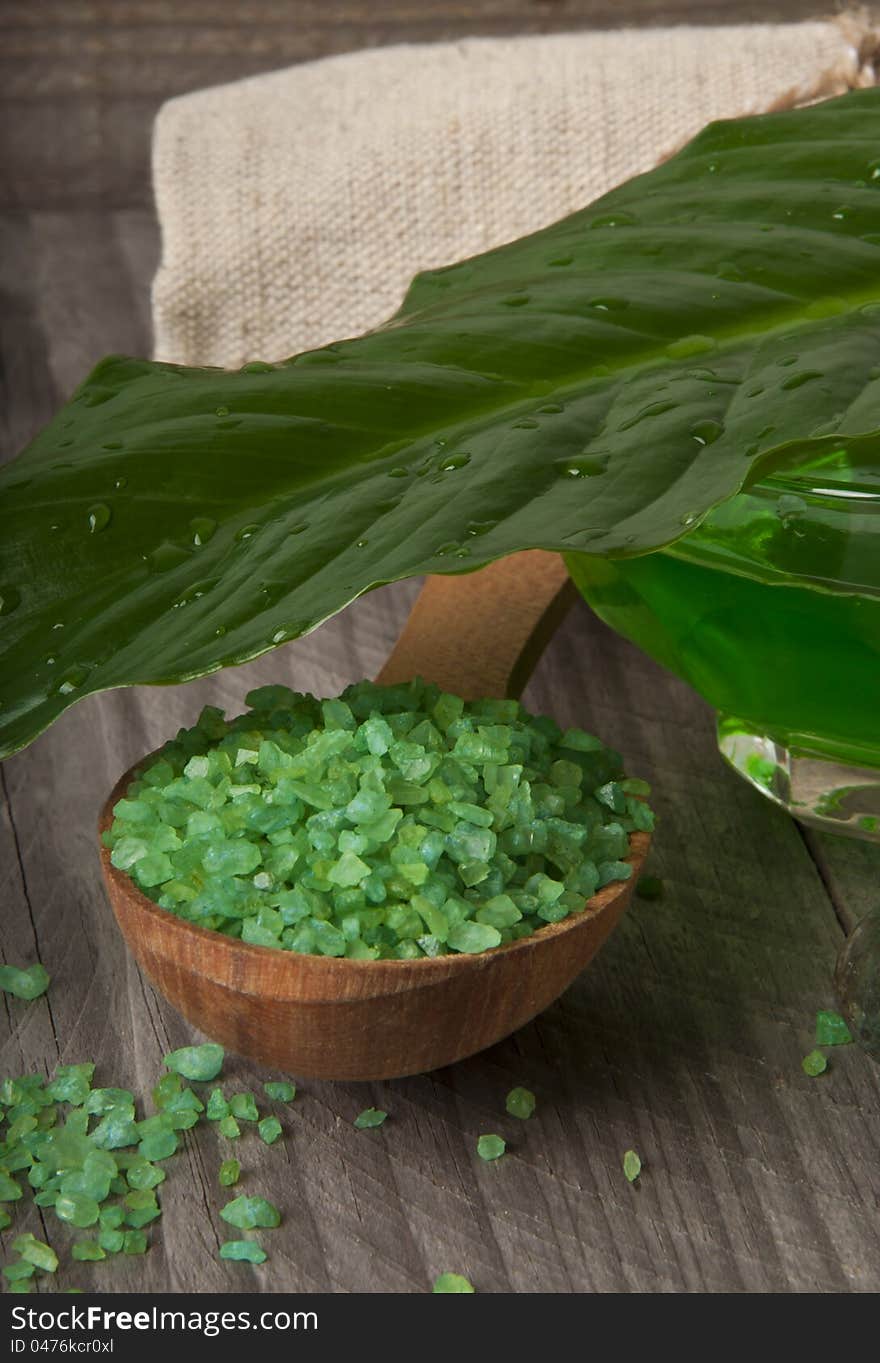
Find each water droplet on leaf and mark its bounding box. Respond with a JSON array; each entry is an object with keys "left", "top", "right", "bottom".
[
  {"left": 172, "top": 581, "right": 210, "bottom": 608},
  {"left": 590, "top": 211, "right": 636, "bottom": 229},
  {"left": 55, "top": 663, "right": 90, "bottom": 696},
  {"left": 562, "top": 455, "right": 609, "bottom": 477},
  {"left": 148, "top": 541, "right": 192, "bottom": 573},
  {"left": 781, "top": 370, "right": 823, "bottom": 391},
  {"left": 690, "top": 419, "right": 724, "bottom": 446},
  {"left": 618, "top": 401, "right": 677, "bottom": 432},
  {"left": 189, "top": 517, "right": 217, "bottom": 546},
  {"left": 88, "top": 503, "right": 112, "bottom": 534}
]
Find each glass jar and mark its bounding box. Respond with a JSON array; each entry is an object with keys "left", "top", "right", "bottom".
[{"left": 567, "top": 445, "right": 880, "bottom": 840}]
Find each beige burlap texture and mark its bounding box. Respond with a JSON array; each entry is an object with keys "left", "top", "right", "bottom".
[{"left": 152, "top": 17, "right": 876, "bottom": 368}]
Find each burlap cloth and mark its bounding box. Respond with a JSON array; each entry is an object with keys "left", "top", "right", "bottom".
[{"left": 152, "top": 16, "right": 877, "bottom": 369}]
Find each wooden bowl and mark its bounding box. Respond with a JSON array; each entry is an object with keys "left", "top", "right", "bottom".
[
  {"left": 97, "top": 552, "right": 651, "bottom": 1080},
  {"left": 99, "top": 764, "right": 648, "bottom": 1080}
]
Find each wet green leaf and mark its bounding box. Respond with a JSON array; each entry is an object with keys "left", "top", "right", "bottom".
[{"left": 2, "top": 91, "right": 880, "bottom": 757}]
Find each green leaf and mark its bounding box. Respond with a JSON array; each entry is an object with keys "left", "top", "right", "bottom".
[{"left": 2, "top": 90, "right": 880, "bottom": 757}]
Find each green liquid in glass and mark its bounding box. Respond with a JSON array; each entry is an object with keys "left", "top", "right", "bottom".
[{"left": 567, "top": 446, "right": 880, "bottom": 837}]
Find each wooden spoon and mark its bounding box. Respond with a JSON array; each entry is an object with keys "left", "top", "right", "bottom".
[{"left": 99, "top": 551, "right": 649, "bottom": 1080}]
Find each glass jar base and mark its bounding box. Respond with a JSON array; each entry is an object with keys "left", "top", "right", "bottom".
[{"left": 717, "top": 716, "right": 880, "bottom": 842}]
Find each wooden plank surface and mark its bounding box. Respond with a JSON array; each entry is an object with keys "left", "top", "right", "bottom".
[
  {"left": 2, "top": 0, "right": 880, "bottom": 1295},
  {"left": 0, "top": 0, "right": 839, "bottom": 208}
]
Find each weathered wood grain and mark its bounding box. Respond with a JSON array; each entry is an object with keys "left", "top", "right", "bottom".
[
  {"left": 3, "top": 207, "right": 880, "bottom": 1294},
  {"left": 0, "top": 0, "right": 838, "bottom": 208},
  {"left": 803, "top": 828, "right": 880, "bottom": 936},
  {"left": 2, "top": 0, "right": 880, "bottom": 1295}
]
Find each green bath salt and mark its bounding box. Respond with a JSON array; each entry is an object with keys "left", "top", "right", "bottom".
[
  {"left": 162, "top": 1044, "right": 225, "bottom": 1082},
  {"left": 433, "top": 1272, "right": 475, "bottom": 1293},
  {"left": 104, "top": 680, "right": 652, "bottom": 961},
  {"left": 623, "top": 1150, "right": 642, "bottom": 1183},
  {"left": 0, "top": 1061, "right": 177, "bottom": 1279},
  {"left": 258, "top": 1117, "right": 282, "bottom": 1145},
  {"left": 219, "top": 1159, "right": 241, "bottom": 1187},
  {"left": 802, "top": 1049, "right": 828, "bottom": 1077},
  {"left": 815, "top": 1010, "right": 852, "bottom": 1047},
  {"left": 263, "top": 1081, "right": 296, "bottom": 1103},
  {"left": 0, "top": 963, "right": 50, "bottom": 1001},
  {"left": 505, "top": 1087, "right": 536, "bottom": 1119},
  {"left": 220, "top": 1240, "right": 267, "bottom": 1265},
  {"left": 220, "top": 1195, "right": 281, "bottom": 1230},
  {"left": 353, "top": 1107, "right": 387, "bottom": 1130}
]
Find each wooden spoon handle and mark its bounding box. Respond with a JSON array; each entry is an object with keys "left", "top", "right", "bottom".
[{"left": 375, "top": 550, "right": 576, "bottom": 700}]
